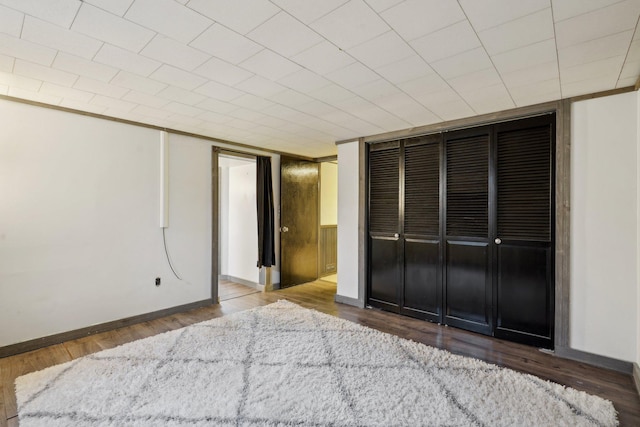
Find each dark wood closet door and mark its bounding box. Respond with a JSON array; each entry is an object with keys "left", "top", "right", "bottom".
[
  {"left": 368, "top": 142, "right": 401, "bottom": 310},
  {"left": 493, "top": 116, "right": 554, "bottom": 348},
  {"left": 402, "top": 135, "right": 441, "bottom": 321},
  {"left": 444, "top": 129, "right": 492, "bottom": 335}
]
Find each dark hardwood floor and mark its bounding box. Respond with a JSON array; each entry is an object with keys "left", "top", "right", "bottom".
[{"left": 1, "top": 280, "right": 639, "bottom": 426}]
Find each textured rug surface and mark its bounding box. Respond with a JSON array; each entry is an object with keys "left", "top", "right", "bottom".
[{"left": 16, "top": 300, "right": 618, "bottom": 426}]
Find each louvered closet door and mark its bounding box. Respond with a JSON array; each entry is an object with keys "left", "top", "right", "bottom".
[
  {"left": 368, "top": 142, "right": 401, "bottom": 309},
  {"left": 402, "top": 135, "right": 441, "bottom": 321},
  {"left": 493, "top": 115, "right": 554, "bottom": 348},
  {"left": 444, "top": 129, "right": 492, "bottom": 335}
]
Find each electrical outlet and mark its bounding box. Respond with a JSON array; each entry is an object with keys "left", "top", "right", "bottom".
[{"left": 155, "top": 277, "right": 161, "bottom": 286}]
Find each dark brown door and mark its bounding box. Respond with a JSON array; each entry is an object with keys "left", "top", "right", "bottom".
[
  {"left": 493, "top": 116, "right": 554, "bottom": 348},
  {"left": 280, "top": 157, "right": 319, "bottom": 287},
  {"left": 443, "top": 129, "right": 492, "bottom": 336}
]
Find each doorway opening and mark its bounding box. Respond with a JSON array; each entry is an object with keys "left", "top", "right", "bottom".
[{"left": 218, "top": 152, "right": 260, "bottom": 301}]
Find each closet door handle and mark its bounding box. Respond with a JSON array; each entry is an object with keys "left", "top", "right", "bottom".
[
  {"left": 394, "top": 233, "right": 399, "bottom": 238},
  {"left": 494, "top": 238, "right": 502, "bottom": 244}
]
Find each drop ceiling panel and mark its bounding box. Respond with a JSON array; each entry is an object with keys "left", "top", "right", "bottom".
[
  {"left": 189, "top": 24, "right": 263, "bottom": 65},
  {"left": 551, "top": 0, "right": 622, "bottom": 22},
  {"left": 431, "top": 47, "right": 493, "bottom": 79},
  {"left": 93, "top": 44, "right": 161, "bottom": 76},
  {"left": 397, "top": 73, "right": 450, "bottom": 96},
  {"left": 231, "top": 93, "right": 276, "bottom": 111},
  {"left": 149, "top": 65, "right": 206, "bottom": 91},
  {"left": 461, "top": 0, "right": 549, "bottom": 31},
  {"left": 292, "top": 41, "right": 355, "bottom": 75},
  {"left": 558, "top": 31, "right": 633, "bottom": 68},
  {"left": 240, "top": 49, "right": 301, "bottom": 81},
  {"left": 0, "top": 4, "right": 24, "bottom": 37},
  {"left": 82, "top": 0, "right": 134, "bottom": 16},
  {"left": 140, "top": 35, "right": 210, "bottom": 71},
  {"left": 125, "top": 0, "right": 213, "bottom": 44},
  {"left": 186, "top": 0, "right": 279, "bottom": 35},
  {"left": 347, "top": 30, "right": 414, "bottom": 69},
  {"left": 53, "top": 53, "right": 119, "bottom": 82},
  {"left": 0, "top": 0, "right": 81, "bottom": 28},
  {"left": 73, "top": 76, "right": 129, "bottom": 98},
  {"left": 194, "top": 57, "right": 253, "bottom": 86},
  {"left": 0, "top": 70, "right": 43, "bottom": 91},
  {"left": 311, "top": 0, "right": 389, "bottom": 50},
  {"left": 9, "top": 86, "right": 61, "bottom": 104},
  {"left": 14, "top": 59, "right": 78, "bottom": 87},
  {"left": 195, "top": 80, "right": 244, "bottom": 102},
  {"left": 502, "top": 61, "right": 559, "bottom": 87},
  {"left": 40, "top": 82, "right": 94, "bottom": 102},
  {"left": 122, "top": 90, "right": 170, "bottom": 108},
  {"left": 555, "top": 1, "right": 640, "bottom": 49},
  {"left": 411, "top": 21, "right": 481, "bottom": 63},
  {"left": 247, "top": 12, "right": 323, "bottom": 57},
  {"left": 364, "top": 0, "right": 403, "bottom": 13},
  {"left": 477, "top": 9, "right": 554, "bottom": 55},
  {"left": 491, "top": 39, "right": 558, "bottom": 73},
  {"left": 449, "top": 68, "right": 503, "bottom": 93},
  {"left": 234, "top": 75, "right": 287, "bottom": 98},
  {"left": 381, "top": 0, "right": 465, "bottom": 41},
  {"left": 325, "top": 62, "right": 380, "bottom": 88},
  {"left": 0, "top": 33, "right": 57, "bottom": 66},
  {"left": 272, "top": 0, "right": 348, "bottom": 24},
  {"left": 91, "top": 94, "right": 136, "bottom": 112},
  {"left": 560, "top": 55, "right": 626, "bottom": 84},
  {"left": 72, "top": 3, "right": 155, "bottom": 52},
  {"left": 375, "top": 55, "right": 434, "bottom": 85},
  {"left": 156, "top": 85, "right": 206, "bottom": 105},
  {"left": 22, "top": 17, "right": 102, "bottom": 60},
  {"left": 277, "top": 69, "right": 331, "bottom": 93},
  {"left": 0, "top": 54, "right": 13, "bottom": 72},
  {"left": 111, "top": 71, "right": 167, "bottom": 95}
]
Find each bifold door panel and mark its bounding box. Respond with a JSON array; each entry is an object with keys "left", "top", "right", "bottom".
[{"left": 367, "top": 114, "right": 555, "bottom": 349}]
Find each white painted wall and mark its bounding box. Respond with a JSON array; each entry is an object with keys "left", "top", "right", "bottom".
[
  {"left": 336, "top": 142, "right": 360, "bottom": 300},
  {"left": 0, "top": 99, "right": 280, "bottom": 347},
  {"left": 571, "top": 91, "right": 638, "bottom": 362},
  {"left": 321, "top": 162, "right": 338, "bottom": 226},
  {"left": 227, "top": 163, "right": 259, "bottom": 283}
]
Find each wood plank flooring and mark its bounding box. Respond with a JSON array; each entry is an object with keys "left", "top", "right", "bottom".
[
  {"left": 218, "top": 278, "right": 259, "bottom": 301},
  {"left": 1, "top": 280, "right": 639, "bottom": 426}
]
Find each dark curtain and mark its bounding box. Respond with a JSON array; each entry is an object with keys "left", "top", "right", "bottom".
[{"left": 256, "top": 156, "right": 276, "bottom": 268}]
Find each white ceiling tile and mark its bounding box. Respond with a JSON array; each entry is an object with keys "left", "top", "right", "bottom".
[
  {"left": 375, "top": 55, "right": 433, "bottom": 84},
  {"left": 0, "top": 84, "right": 7, "bottom": 95},
  {"left": 125, "top": 0, "right": 213, "bottom": 44},
  {"left": 0, "top": 4, "right": 23, "bottom": 37},
  {"left": 351, "top": 78, "right": 401, "bottom": 101},
  {"left": 0, "top": 33, "right": 56, "bottom": 66},
  {"left": 626, "top": 39, "right": 640, "bottom": 63},
  {"left": 619, "top": 59, "right": 640, "bottom": 80},
  {"left": 460, "top": 83, "right": 515, "bottom": 114},
  {"left": 0, "top": 54, "right": 14, "bottom": 72},
  {"left": 411, "top": 88, "right": 463, "bottom": 107},
  {"left": 308, "top": 83, "right": 355, "bottom": 104},
  {"left": 292, "top": 41, "right": 355, "bottom": 75},
  {"left": 90, "top": 94, "right": 136, "bottom": 111},
  {"left": 163, "top": 102, "right": 206, "bottom": 116},
  {"left": 231, "top": 93, "right": 275, "bottom": 110},
  {"left": 167, "top": 114, "right": 204, "bottom": 127},
  {"left": 14, "top": 59, "right": 78, "bottom": 87},
  {"left": 187, "top": 0, "right": 279, "bottom": 34},
  {"left": 424, "top": 98, "right": 474, "bottom": 121},
  {"left": 326, "top": 62, "right": 379, "bottom": 88},
  {"left": 552, "top": 0, "right": 622, "bottom": 22},
  {"left": 555, "top": 1, "right": 640, "bottom": 48},
  {"left": 411, "top": 21, "right": 481, "bottom": 63},
  {"left": 122, "top": 91, "right": 169, "bottom": 108},
  {"left": 381, "top": 0, "right": 465, "bottom": 41},
  {"left": 40, "top": 82, "right": 94, "bottom": 102},
  {"left": 364, "top": 0, "right": 403, "bottom": 13},
  {"left": 449, "top": 68, "right": 503, "bottom": 93},
  {"left": 240, "top": 50, "right": 301, "bottom": 80},
  {"left": 234, "top": 75, "right": 287, "bottom": 98},
  {"left": 502, "top": 60, "right": 559, "bottom": 87},
  {"left": 227, "top": 118, "right": 261, "bottom": 130},
  {"left": 111, "top": 71, "right": 167, "bottom": 94},
  {"left": 491, "top": 39, "right": 557, "bottom": 73},
  {"left": 460, "top": 0, "right": 549, "bottom": 31},
  {"left": 617, "top": 76, "right": 637, "bottom": 87},
  {"left": 189, "top": 24, "right": 262, "bottom": 65},
  {"left": 22, "top": 17, "right": 102, "bottom": 60},
  {"left": 397, "top": 73, "right": 450, "bottom": 96},
  {"left": 132, "top": 104, "right": 173, "bottom": 119},
  {"left": 478, "top": 9, "right": 554, "bottom": 55},
  {"left": 272, "top": 0, "right": 348, "bottom": 24},
  {"left": 558, "top": 31, "right": 633, "bottom": 68},
  {"left": 430, "top": 47, "right": 493, "bottom": 79},
  {"left": 193, "top": 57, "right": 253, "bottom": 86},
  {"left": 93, "top": 44, "right": 161, "bottom": 76},
  {"left": 72, "top": 3, "right": 155, "bottom": 52},
  {"left": 140, "top": 35, "right": 210, "bottom": 71},
  {"left": 8, "top": 86, "right": 61, "bottom": 104},
  {"left": 194, "top": 80, "right": 244, "bottom": 101},
  {"left": 311, "top": 0, "right": 389, "bottom": 50},
  {"left": 247, "top": 12, "right": 323, "bottom": 57},
  {"left": 270, "top": 89, "right": 315, "bottom": 107},
  {"left": 53, "top": 53, "right": 118, "bottom": 82},
  {"left": 197, "top": 110, "right": 234, "bottom": 124},
  {"left": 149, "top": 65, "right": 206, "bottom": 90},
  {"left": 347, "top": 30, "right": 414, "bottom": 69},
  {"left": 228, "top": 108, "right": 269, "bottom": 122},
  {"left": 82, "top": 0, "right": 134, "bottom": 16},
  {"left": 59, "top": 98, "right": 106, "bottom": 114},
  {"left": 509, "top": 79, "right": 561, "bottom": 105},
  {"left": 74, "top": 76, "right": 130, "bottom": 98},
  {"left": 254, "top": 114, "right": 289, "bottom": 128},
  {"left": 277, "top": 69, "right": 331, "bottom": 93},
  {"left": 0, "top": 70, "right": 42, "bottom": 91},
  {"left": 157, "top": 85, "right": 206, "bottom": 105},
  {"left": 561, "top": 75, "right": 617, "bottom": 97},
  {"left": 0, "top": 0, "right": 81, "bottom": 28},
  {"left": 560, "top": 55, "right": 625, "bottom": 83},
  {"left": 295, "top": 100, "right": 337, "bottom": 116},
  {"left": 384, "top": 101, "right": 439, "bottom": 127}
]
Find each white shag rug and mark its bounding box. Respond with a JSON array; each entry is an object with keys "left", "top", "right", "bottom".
[{"left": 16, "top": 300, "right": 618, "bottom": 427}]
